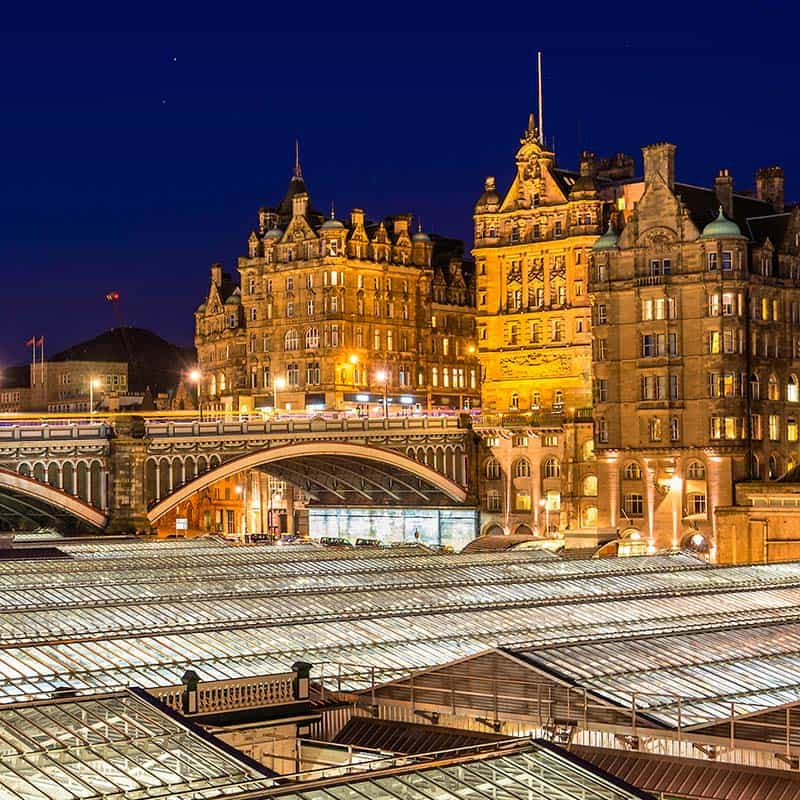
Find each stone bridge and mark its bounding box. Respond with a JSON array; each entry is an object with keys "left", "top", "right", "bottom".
[{"left": 0, "top": 414, "right": 478, "bottom": 532}]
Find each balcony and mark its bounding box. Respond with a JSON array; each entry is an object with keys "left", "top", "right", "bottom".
[
  {"left": 151, "top": 671, "right": 297, "bottom": 716},
  {"left": 636, "top": 275, "right": 671, "bottom": 287}
]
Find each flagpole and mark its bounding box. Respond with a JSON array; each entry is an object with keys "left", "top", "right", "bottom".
[{"left": 31, "top": 337, "right": 36, "bottom": 387}]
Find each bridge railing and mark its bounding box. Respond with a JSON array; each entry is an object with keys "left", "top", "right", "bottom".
[{"left": 146, "top": 414, "right": 466, "bottom": 438}]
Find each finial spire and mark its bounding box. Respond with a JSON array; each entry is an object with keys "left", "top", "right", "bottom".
[
  {"left": 294, "top": 138, "right": 303, "bottom": 179},
  {"left": 537, "top": 51, "right": 544, "bottom": 146},
  {"left": 330, "top": 200, "right": 335, "bottom": 220}
]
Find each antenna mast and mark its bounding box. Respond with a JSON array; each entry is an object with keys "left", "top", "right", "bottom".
[{"left": 537, "top": 51, "right": 544, "bottom": 146}]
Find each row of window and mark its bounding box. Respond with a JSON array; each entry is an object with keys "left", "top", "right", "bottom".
[
  {"left": 594, "top": 417, "right": 680, "bottom": 443},
  {"left": 623, "top": 493, "right": 707, "bottom": 517},
  {"left": 486, "top": 489, "right": 566, "bottom": 513},
  {"left": 622, "top": 461, "right": 707, "bottom": 481},
  {"left": 485, "top": 456, "right": 563, "bottom": 480},
  {"left": 711, "top": 414, "right": 798, "bottom": 442}
]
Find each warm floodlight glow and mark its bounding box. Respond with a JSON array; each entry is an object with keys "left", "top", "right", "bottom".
[
  {"left": 349, "top": 354, "right": 359, "bottom": 365},
  {"left": 275, "top": 377, "right": 286, "bottom": 390},
  {"left": 189, "top": 369, "right": 201, "bottom": 383},
  {"left": 375, "top": 370, "right": 387, "bottom": 383}
]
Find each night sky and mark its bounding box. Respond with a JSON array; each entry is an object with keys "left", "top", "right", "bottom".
[{"left": 1, "top": 9, "right": 798, "bottom": 366}]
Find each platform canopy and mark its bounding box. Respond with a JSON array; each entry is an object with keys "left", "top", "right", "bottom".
[{"left": 0, "top": 689, "right": 275, "bottom": 800}]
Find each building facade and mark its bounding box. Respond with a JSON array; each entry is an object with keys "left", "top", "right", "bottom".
[
  {"left": 590, "top": 142, "right": 800, "bottom": 554},
  {"left": 195, "top": 159, "right": 480, "bottom": 415},
  {"left": 471, "top": 116, "right": 631, "bottom": 537}
]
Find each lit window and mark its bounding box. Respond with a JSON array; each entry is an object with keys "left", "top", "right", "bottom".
[
  {"left": 514, "top": 459, "right": 531, "bottom": 478},
  {"left": 485, "top": 458, "right": 501, "bottom": 480},
  {"left": 623, "top": 462, "right": 642, "bottom": 481},
  {"left": 543, "top": 457, "right": 561, "bottom": 479}
]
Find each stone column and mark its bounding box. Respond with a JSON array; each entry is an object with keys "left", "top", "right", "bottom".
[{"left": 106, "top": 416, "right": 151, "bottom": 533}]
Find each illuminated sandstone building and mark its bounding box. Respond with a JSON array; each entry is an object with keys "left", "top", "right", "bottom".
[
  {"left": 195, "top": 155, "right": 480, "bottom": 415},
  {"left": 472, "top": 115, "right": 636, "bottom": 537},
  {"left": 590, "top": 143, "right": 800, "bottom": 558}
]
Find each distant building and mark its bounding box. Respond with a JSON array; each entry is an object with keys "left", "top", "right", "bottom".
[
  {"left": 0, "top": 327, "right": 195, "bottom": 413},
  {"left": 590, "top": 142, "right": 800, "bottom": 555},
  {"left": 194, "top": 155, "right": 480, "bottom": 415}
]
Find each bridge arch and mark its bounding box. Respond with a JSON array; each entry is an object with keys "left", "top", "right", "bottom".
[
  {"left": 147, "top": 441, "right": 469, "bottom": 523},
  {"left": 0, "top": 467, "right": 107, "bottom": 531}
]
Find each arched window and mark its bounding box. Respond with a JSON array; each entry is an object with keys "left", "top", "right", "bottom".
[
  {"left": 583, "top": 475, "right": 598, "bottom": 496},
  {"left": 687, "top": 461, "right": 706, "bottom": 480},
  {"left": 543, "top": 457, "right": 561, "bottom": 479},
  {"left": 769, "top": 455, "right": 780, "bottom": 480},
  {"left": 623, "top": 462, "right": 642, "bottom": 480},
  {"left": 510, "top": 392, "right": 520, "bottom": 410},
  {"left": 788, "top": 375, "right": 799, "bottom": 402},
  {"left": 750, "top": 373, "right": 760, "bottom": 400},
  {"left": 514, "top": 458, "right": 531, "bottom": 478},
  {"left": 751, "top": 454, "right": 761, "bottom": 479},
  {"left": 285, "top": 329, "right": 299, "bottom": 351},
  {"left": 305, "top": 327, "right": 319, "bottom": 349},
  {"left": 485, "top": 458, "right": 501, "bottom": 480},
  {"left": 583, "top": 506, "right": 598, "bottom": 527},
  {"left": 769, "top": 374, "right": 780, "bottom": 400}
]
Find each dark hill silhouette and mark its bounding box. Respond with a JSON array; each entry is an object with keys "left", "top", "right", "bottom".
[{"left": 51, "top": 327, "right": 196, "bottom": 397}]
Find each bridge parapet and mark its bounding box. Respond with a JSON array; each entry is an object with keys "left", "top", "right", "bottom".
[
  {"left": 145, "top": 414, "right": 466, "bottom": 439},
  {"left": 0, "top": 422, "right": 111, "bottom": 443}
]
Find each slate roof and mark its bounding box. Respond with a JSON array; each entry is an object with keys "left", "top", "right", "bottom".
[{"left": 333, "top": 716, "right": 510, "bottom": 754}]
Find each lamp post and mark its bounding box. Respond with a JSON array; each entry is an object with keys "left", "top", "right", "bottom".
[
  {"left": 375, "top": 369, "right": 388, "bottom": 418},
  {"left": 539, "top": 497, "right": 550, "bottom": 537},
  {"left": 189, "top": 369, "right": 202, "bottom": 420},
  {"left": 89, "top": 377, "right": 101, "bottom": 416},
  {"left": 235, "top": 481, "right": 247, "bottom": 540},
  {"left": 273, "top": 376, "right": 286, "bottom": 414}
]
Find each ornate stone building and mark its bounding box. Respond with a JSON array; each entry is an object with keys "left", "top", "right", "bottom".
[
  {"left": 590, "top": 143, "right": 800, "bottom": 556},
  {"left": 195, "top": 157, "right": 480, "bottom": 415},
  {"left": 472, "top": 115, "right": 632, "bottom": 537}
]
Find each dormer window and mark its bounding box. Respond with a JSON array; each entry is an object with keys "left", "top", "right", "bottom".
[
  {"left": 554, "top": 220, "right": 563, "bottom": 237},
  {"left": 328, "top": 239, "right": 338, "bottom": 256}
]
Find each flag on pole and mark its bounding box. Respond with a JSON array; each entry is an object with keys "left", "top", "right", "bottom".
[
  {"left": 37, "top": 337, "right": 45, "bottom": 384},
  {"left": 25, "top": 336, "right": 36, "bottom": 386}
]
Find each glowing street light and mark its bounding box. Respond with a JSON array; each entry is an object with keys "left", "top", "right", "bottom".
[
  {"left": 273, "top": 376, "right": 286, "bottom": 413},
  {"left": 539, "top": 497, "right": 550, "bottom": 537},
  {"left": 189, "top": 369, "right": 202, "bottom": 420},
  {"left": 89, "top": 377, "right": 101, "bottom": 416},
  {"left": 375, "top": 369, "right": 388, "bottom": 418}
]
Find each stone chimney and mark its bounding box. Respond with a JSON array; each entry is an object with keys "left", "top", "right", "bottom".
[
  {"left": 642, "top": 142, "right": 677, "bottom": 190},
  {"left": 292, "top": 192, "right": 309, "bottom": 218},
  {"left": 393, "top": 214, "right": 411, "bottom": 237},
  {"left": 579, "top": 151, "right": 596, "bottom": 177},
  {"left": 755, "top": 166, "right": 785, "bottom": 213},
  {"left": 350, "top": 208, "right": 365, "bottom": 227},
  {"left": 210, "top": 262, "right": 222, "bottom": 286},
  {"left": 714, "top": 169, "right": 734, "bottom": 218}
]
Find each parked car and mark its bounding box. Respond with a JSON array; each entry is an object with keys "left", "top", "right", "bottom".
[
  {"left": 318, "top": 537, "right": 353, "bottom": 547},
  {"left": 355, "top": 538, "right": 381, "bottom": 547}
]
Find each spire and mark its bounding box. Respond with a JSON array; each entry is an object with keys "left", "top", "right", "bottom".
[
  {"left": 294, "top": 138, "right": 303, "bottom": 180},
  {"left": 330, "top": 200, "right": 335, "bottom": 219}
]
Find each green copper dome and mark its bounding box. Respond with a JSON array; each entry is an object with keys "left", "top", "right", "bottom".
[
  {"left": 264, "top": 227, "right": 283, "bottom": 239},
  {"left": 701, "top": 207, "right": 743, "bottom": 239},
  {"left": 592, "top": 220, "right": 619, "bottom": 251}
]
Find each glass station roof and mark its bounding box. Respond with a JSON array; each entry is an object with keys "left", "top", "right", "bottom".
[
  {"left": 268, "top": 741, "right": 649, "bottom": 800},
  {"left": 0, "top": 689, "right": 275, "bottom": 800},
  {"left": 517, "top": 620, "right": 800, "bottom": 729},
  {"left": 3, "top": 543, "right": 800, "bottom": 710}
]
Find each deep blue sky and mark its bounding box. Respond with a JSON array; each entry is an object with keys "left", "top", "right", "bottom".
[{"left": 1, "top": 8, "right": 799, "bottom": 365}]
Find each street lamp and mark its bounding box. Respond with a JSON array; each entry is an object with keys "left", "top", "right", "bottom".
[
  {"left": 235, "top": 482, "right": 247, "bottom": 540},
  {"left": 89, "top": 377, "right": 101, "bottom": 416},
  {"left": 189, "top": 369, "right": 202, "bottom": 420},
  {"left": 273, "top": 376, "right": 286, "bottom": 413},
  {"left": 539, "top": 497, "right": 550, "bottom": 537},
  {"left": 375, "top": 369, "right": 388, "bottom": 418}
]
